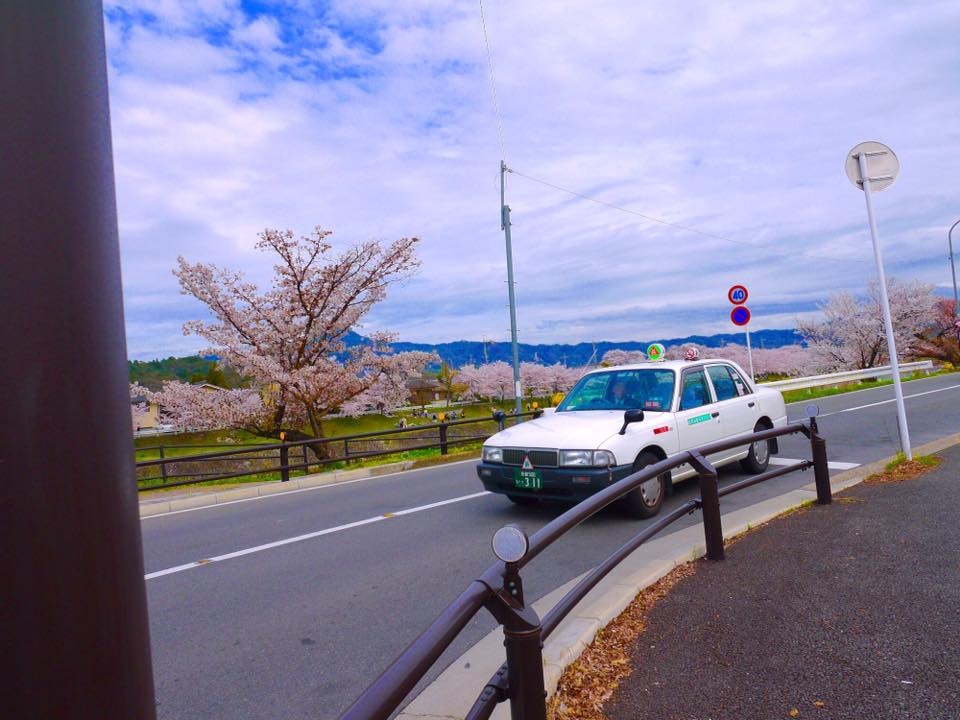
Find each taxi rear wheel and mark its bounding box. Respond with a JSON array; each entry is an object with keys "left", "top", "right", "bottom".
[{"left": 623, "top": 451, "right": 667, "bottom": 519}]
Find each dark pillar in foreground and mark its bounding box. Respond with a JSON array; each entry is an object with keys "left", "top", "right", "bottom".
[{"left": 0, "top": 3, "right": 156, "bottom": 718}]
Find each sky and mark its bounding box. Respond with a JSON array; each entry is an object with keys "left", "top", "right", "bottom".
[{"left": 103, "top": 0, "right": 960, "bottom": 360}]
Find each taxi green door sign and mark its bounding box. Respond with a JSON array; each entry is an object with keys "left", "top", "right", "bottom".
[
  {"left": 647, "top": 343, "right": 665, "bottom": 361},
  {"left": 687, "top": 412, "right": 713, "bottom": 426}
]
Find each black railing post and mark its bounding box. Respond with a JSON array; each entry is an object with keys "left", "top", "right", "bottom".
[
  {"left": 302, "top": 444, "right": 309, "bottom": 474},
  {"left": 485, "top": 564, "right": 547, "bottom": 720},
  {"left": 439, "top": 422, "right": 449, "bottom": 455},
  {"left": 689, "top": 451, "right": 724, "bottom": 561},
  {"left": 809, "top": 417, "right": 831, "bottom": 505},
  {"left": 159, "top": 445, "right": 168, "bottom": 485},
  {"left": 279, "top": 435, "right": 290, "bottom": 483}
]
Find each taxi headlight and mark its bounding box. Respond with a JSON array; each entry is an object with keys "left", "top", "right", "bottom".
[
  {"left": 560, "top": 450, "right": 616, "bottom": 467},
  {"left": 560, "top": 450, "right": 593, "bottom": 466},
  {"left": 593, "top": 450, "right": 616, "bottom": 467},
  {"left": 482, "top": 446, "right": 503, "bottom": 463}
]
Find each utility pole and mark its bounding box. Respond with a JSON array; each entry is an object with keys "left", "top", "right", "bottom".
[
  {"left": 500, "top": 160, "right": 522, "bottom": 413},
  {"left": 949, "top": 219, "right": 959, "bottom": 326},
  {"left": 2, "top": 2, "right": 156, "bottom": 717}
]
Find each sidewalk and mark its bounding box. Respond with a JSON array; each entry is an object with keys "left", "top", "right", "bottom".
[{"left": 599, "top": 444, "right": 960, "bottom": 720}]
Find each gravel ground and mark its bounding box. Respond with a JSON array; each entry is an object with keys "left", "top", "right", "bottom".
[{"left": 606, "top": 445, "right": 960, "bottom": 720}]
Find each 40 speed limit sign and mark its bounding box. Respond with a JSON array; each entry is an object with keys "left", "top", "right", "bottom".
[{"left": 728, "top": 285, "right": 748, "bottom": 305}]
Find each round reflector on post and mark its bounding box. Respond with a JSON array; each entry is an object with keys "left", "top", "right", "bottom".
[{"left": 492, "top": 525, "right": 529, "bottom": 563}]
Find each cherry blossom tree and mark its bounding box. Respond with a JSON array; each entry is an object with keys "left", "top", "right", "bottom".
[
  {"left": 797, "top": 278, "right": 937, "bottom": 370},
  {"left": 457, "top": 361, "right": 584, "bottom": 402},
  {"left": 153, "top": 227, "right": 433, "bottom": 447},
  {"left": 130, "top": 382, "right": 154, "bottom": 431},
  {"left": 913, "top": 298, "right": 960, "bottom": 364},
  {"left": 601, "top": 349, "right": 647, "bottom": 365},
  {"left": 663, "top": 343, "right": 820, "bottom": 378},
  {"left": 457, "top": 361, "right": 515, "bottom": 401}
]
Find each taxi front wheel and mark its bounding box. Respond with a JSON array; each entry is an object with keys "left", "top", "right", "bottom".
[{"left": 623, "top": 450, "right": 666, "bottom": 519}]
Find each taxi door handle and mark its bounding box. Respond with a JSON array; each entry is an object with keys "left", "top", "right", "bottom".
[
  {"left": 748, "top": 402, "right": 755, "bottom": 408},
  {"left": 711, "top": 411, "right": 720, "bottom": 418}
]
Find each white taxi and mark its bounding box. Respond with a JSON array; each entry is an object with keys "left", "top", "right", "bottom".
[{"left": 476, "top": 358, "right": 787, "bottom": 518}]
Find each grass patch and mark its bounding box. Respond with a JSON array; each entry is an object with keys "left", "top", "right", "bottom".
[
  {"left": 781, "top": 369, "right": 951, "bottom": 405},
  {"left": 137, "top": 438, "right": 485, "bottom": 492}
]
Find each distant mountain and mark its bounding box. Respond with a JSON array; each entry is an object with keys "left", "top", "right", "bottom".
[
  {"left": 133, "top": 330, "right": 805, "bottom": 384},
  {"left": 346, "top": 329, "right": 804, "bottom": 368}
]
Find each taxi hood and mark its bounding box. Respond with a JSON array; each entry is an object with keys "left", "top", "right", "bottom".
[{"left": 487, "top": 410, "right": 662, "bottom": 450}]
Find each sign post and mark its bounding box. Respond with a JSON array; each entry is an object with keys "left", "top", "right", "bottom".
[
  {"left": 727, "top": 285, "right": 754, "bottom": 381},
  {"left": 845, "top": 141, "right": 911, "bottom": 460}
]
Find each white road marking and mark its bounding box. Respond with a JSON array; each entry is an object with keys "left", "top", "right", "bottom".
[
  {"left": 813, "top": 383, "right": 960, "bottom": 418},
  {"left": 770, "top": 457, "right": 860, "bottom": 471},
  {"left": 140, "top": 457, "right": 482, "bottom": 520},
  {"left": 144, "top": 491, "right": 491, "bottom": 580},
  {"left": 783, "top": 374, "right": 956, "bottom": 407}
]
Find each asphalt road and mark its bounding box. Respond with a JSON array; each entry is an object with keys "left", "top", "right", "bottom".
[{"left": 141, "top": 373, "right": 960, "bottom": 719}]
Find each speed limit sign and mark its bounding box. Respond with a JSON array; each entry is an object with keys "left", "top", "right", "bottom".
[{"left": 728, "top": 285, "right": 748, "bottom": 305}]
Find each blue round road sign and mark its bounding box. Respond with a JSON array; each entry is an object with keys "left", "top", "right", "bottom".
[
  {"left": 731, "top": 306, "right": 751, "bottom": 326},
  {"left": 728, "top": 285, "right": 748, "bottom": 304}
]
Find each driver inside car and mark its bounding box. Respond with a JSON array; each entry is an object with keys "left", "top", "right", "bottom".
[{"left": 608, "top": 379, "right": 631, "bottom": 407}]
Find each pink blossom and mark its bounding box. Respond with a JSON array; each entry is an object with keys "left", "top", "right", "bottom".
[
  {"left": 156, "top": 227, "right": 432, "bottom": 437},
  {"left": 797, "top": 278, "right": 937, "bottom": 370}
]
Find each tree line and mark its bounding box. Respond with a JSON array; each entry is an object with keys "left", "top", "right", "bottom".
[{"left": 132, "top": 226, "right": 957, "bottom": 458}]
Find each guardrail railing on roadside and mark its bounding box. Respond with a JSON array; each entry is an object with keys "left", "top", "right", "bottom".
[
  {"left": 759, "top": 360, "right": 934, "bottom": 392},
  {"left": 338, "top": 419, "right": 832, "bottom": 720},
  {"left": 135, "top": 409, "right": 541, "bottom": 491}
]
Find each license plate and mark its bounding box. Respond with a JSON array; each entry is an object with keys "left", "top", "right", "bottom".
[{"left": 514, "top": 469, "right": 542, "bottom": 490}]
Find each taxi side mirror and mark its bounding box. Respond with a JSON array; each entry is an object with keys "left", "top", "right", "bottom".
[{"left": 618, "top": 409, "right": 644, "bottom": 435}]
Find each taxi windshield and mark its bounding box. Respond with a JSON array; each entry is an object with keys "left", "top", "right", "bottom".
[{"left": 557, "top": 368, "right": 676, "bottom": 412}]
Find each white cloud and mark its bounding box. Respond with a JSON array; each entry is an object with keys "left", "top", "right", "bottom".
[{"left": 104, "top": 0, "right": 960, "bottom": 359}]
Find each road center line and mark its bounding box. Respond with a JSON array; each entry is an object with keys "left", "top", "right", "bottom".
[
  {"left": 145, "top": 491, "right": 491, "bottom": 581},
  {"left": 789, "top": 382, "right": 960, "bottom": 420},
  {"left": 818, "top": 383, "right": 960, "bottom": 417}
]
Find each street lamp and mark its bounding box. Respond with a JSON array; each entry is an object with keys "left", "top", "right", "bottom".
[{"left": 949, "top": 219, "right": 960, "bottom": 321}]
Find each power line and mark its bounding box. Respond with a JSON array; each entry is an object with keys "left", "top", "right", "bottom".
[
  {"left": 507, "top": 166, "right": 870, "bottom": 266},
  {"left": 478, "top": 0, "right": 506, "bottom": 160}
]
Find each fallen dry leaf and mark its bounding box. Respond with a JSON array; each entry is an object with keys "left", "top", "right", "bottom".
[
  {"left": 546, "top": 562, "right": 696, "bottom": 720},
  {"left": 789, "top": 709, "right": 800, "bottom": 718}
]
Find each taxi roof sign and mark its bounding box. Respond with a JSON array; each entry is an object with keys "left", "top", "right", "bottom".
[{"left": 647, "top": 343, "right": 666, "bottom": 361}]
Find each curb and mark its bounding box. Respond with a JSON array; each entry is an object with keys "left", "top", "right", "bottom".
[
  {"left": 139, "top": 460, "right": 419, "bottom": 517},
  {"left": 397, "top": 433, "right": 960, "bottom": 720}
]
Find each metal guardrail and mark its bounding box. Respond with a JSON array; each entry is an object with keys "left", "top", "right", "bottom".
[
  {"left": 339, "top": 419, "right": 831, "bottom": 720},
  {"left": 135, "top": 410, "right": 540, "bottom": 491},
  {"left": 759, "top": 360, "right": 935, "bottom": 392}
]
